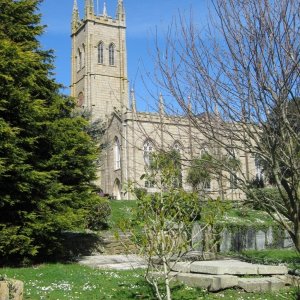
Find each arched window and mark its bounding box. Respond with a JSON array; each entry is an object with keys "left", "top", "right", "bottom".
[
  {"left": 77, "top": 49, "right": 82, "bottom": 71},
  {"left": 200, "top": 148, "right": 211, "bottom": 190},
  {"left": 77, "top": 92, "right": 84, "bottom": 107},
  {"left": 114, "top": 137, "right": 121, "bottom": 170},
  {"left": 254, "top": 155, "right": 264, "bottom": 187},
  {"left": 82, "top": 44, "right": 85, "bottom": 67},
  {"left": 98, "top": 42, "right": 104, "bottom": 64},
  {"left": 143, "top": 140, "right": 154, "bottom": 167},
  {"left": 173, "top": 141, "right": 183, "bottom": 188},
  {"left": 173, "top": 141, "right": 182, "bottom": 153},
  {"left": 109, "top": 43, "right": 115, "bottom": 66},
  {"left": 143, "top": 140, "right": 154, "bottom": 188},
  {"left": 230, "top": 173, "right": 238, "bottom": 189},
  {"left": 113, "top": 178, "right": 121, "bottom": 200}
]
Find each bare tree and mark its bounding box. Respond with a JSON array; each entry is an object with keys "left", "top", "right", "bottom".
[{"left": 154, "top": 0, "right": 300, "bottom": 250}]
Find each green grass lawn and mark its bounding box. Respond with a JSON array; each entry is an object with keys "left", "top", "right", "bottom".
[
  {"left": 108, "top": 200, "right": 137, "bottom": 228},
  {"left": 237, "top": 249, "right": 300, "bottom": 269},
  {"left": 107, "top": 200, "right": 276, "bottom": 230},
  {"left": 0, "top": 263, "right": 297, "bottom": 300}
]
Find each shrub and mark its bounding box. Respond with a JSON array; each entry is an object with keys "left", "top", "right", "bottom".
[
  {"left": 85, "top": 198, "right": 111, "bottom": 230},
  {"left": 247, "top": 188, "right": 283, "bottom": 211}
]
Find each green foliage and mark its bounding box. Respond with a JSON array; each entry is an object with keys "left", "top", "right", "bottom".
[
  {"left": 247, "top": 188, "right": 283, "bottom": 211},
  {"left": 186, "top": 153, "right": 213, "bottom": 190},
  {"left": 85, "top": 198, "right": 111, "bottom": 230},
  {"left": 147, "top": 150, "right": 183, "bottom": 188},
  {"left": 0, "top": 0, "right": 100, "bottom": 264},
  {"left": 238, "top": 249, "right": 300, "bottom": 269},
  {"left": 200, "top": 198, "right": 230, "bottom": 226}
]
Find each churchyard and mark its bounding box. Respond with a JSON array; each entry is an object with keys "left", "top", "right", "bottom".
[{"left": 1, "top": 200, "right": 300, "bottom": 299}]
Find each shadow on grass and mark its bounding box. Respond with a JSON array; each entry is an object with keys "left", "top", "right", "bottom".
[
  {"left": 58, "top": 231, "right": 104, "bottom": 260},
  {"left": 0, "top": 231, "right": 104, "bottom": 267}
]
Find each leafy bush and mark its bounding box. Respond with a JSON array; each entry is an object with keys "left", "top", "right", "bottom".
[
  {"left": 247, "top": 188, "right": 283, "bottom": 210},
  {"left": 85, "top": 198, "right": 111, "bottom": 230}
]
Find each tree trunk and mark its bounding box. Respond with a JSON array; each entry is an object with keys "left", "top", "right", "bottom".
[
  {"left": 163, "top": 255, "right": 172, "bottom": 300},
  {"left": 293, "top": 220, "right": 300, "bottom": 253}
]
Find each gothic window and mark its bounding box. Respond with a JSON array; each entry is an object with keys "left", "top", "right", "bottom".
[
  {"left": 98, "top": 42, "right": 104, "bottom": 64},
  {"left": 200, "top": 148, "right": 208, "bottom": 157},
  {"left": 145, "top": 179, "right": 155, "bottom": 188},
  {"left": 173, "top": 141, "right": 182, "bottom": 153},
  {"left": 109, "top": 43, "right": 115, "bottom": 66},
  {"left": 204, "top": 180, "right": 211, "bottom": 190},
  {"left": 77, "top": 92, "right": 84, "bottom": 107},
  {"left": 82, "top": 44, "right": 85, "bottom": 67},
  {"left": 229, "top": 148, "right": 238, "bottom": 189},
  {"left": 143, "top": 140, "right": 154, "bottom": 167},
  {"left": 230, "top": 173, "right": 238, "bottom": 189},
  {"left": 114, "top": 137, "right": 121, "bottom": 170},
  {"left": 77, "top": 49, "right": 82, "bottom": 71},
  {"left": 200, "top": 148, "right": 211, "bottom": 191},
  {"left": 173, "top": 141, "right": 183, "bottom": 188},
  {"left": 254, "top": 155, "right": 264, "bottom": 187}
]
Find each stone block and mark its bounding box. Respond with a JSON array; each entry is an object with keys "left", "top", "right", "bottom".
[
  {"left": 176, "top": 273, "right": 215, "bottom": 289},
  {"left": 171, "top": 262, "right": 191, "bottom": 273},
  {"left": 278, "top": 274, "right": 300, "bottom": 286},
  {"left": 257, "top": 265, "right": 288, "bottom": 275},
  {"left": 202, "top": 252, "right": 217, "bottom": 260},
  {"left": 238, "top": 277, "right": 286, "bottom": 292},
  {"left": 255, "top": 230, "right": 266, "bottom": 250},
  {"left": 0, "top": 282, "right": 9, "bottom": 300},
  {"left": 190, "top": 260, "right": 258, "bottom": 275},
  {"left": 10, "top": 280, "right": 24, "bottom": 300},
  {"left": 176, "top": 273, "right": 238, "bottom": 292},
  {"left": 211, "top": 275, "right": 239, "bottom": 291}
]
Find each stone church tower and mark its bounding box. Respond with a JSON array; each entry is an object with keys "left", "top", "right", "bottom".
[{"left": 70, "top": 0, "right": 129, "bottom": 121}]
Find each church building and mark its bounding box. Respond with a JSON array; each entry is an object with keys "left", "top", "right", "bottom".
[{"left": 70, "top": 0, "right": 260, "bottom": 200}]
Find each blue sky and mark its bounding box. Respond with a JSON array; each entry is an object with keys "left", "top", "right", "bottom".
[{"left": 38, "top": 0, "right": 208, "bottom": 110}]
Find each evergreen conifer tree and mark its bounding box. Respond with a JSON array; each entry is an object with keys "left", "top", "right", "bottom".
[{"left": 0, "top": 0, "right": 101, "bottom": 264}]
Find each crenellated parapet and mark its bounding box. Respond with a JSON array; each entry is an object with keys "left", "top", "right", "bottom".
[{"left": 72, "top": 0, "right": 126, "bottom": 34}]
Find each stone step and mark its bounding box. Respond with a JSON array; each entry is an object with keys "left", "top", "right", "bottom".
[
  {"left": 190, "top": 260, "right": 258, "bottom": 275},
  {"left": 238, "top": 277, "right": 286, "bottom": 292},
  {"left": 187, "top": 260, "right": 287, "bottom": 275},
  {"left": 171, "top": 262, "right": 192, "bottom": 273},
  {"left": 78, "top": 254, "right": 147, "bottom": 270},
  {"left": 176, "top": 273, "right": 238, "bottom": 292}
]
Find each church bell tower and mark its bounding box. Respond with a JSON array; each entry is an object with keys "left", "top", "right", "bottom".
[{"left": 71, "top": 0, "right": 129, "bottom": 121}]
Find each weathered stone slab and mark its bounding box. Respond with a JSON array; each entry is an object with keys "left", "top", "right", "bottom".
[
  {"left": 190, "top": 260, "right": 258, "bottom": 275},
  {"left": 78, "top": 254, "right": 147, "bottom": 270},
  {"left": 277, "top": 274, "right": 300, "bottom": 287},
  {"left": 171, "top": 262, "right": 191, "bottom": 273},
  {"left": 257, "top": 264, "right": 288, "bottom": 275},
  {"left": 176, "top": 273, "right": 238, "bottom": 292},
  {"left": 10, "top": 280, "right": 24, "bottom": 300},
  {"left": 212, "top": 275, "right": 239, "bottom": 291},
  {"left": 0, "top": 282, "right": 9, "bottom": 300},
  {"left": 238, "top": 277, "right": 286, "bottom": 292},
  {"left": 256, "top": 230, "right": 266, "bottom": 250},
  {"left": 0, "top": 280, "right": 23, "bottom": 300}
]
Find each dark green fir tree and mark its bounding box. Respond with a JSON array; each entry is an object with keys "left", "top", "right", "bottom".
[{"left": 0, "top": 0, "right": 104, "bottom": 264}]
